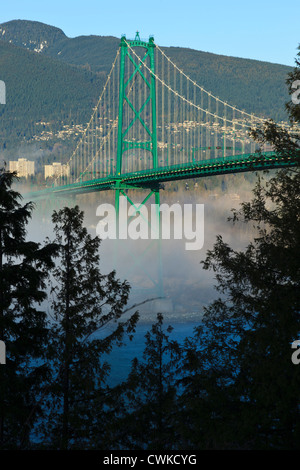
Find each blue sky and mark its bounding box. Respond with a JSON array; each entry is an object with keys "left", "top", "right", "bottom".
[{"left": 1, "top": 0, "right": 299, "bottom": 66}]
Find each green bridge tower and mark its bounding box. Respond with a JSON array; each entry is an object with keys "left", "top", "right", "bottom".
[{"left": 114, "top": 32, "right": 164, "bottom": 299}]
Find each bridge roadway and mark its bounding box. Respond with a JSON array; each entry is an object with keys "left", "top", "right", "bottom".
[{"left": 27, "top": 152, "right": 297, "bottom": 198}]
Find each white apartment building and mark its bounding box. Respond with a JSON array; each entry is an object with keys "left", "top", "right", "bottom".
[
  {"left": 9, "top": 158, "right": 35, "bottom": 178},
  {"left": 44, "top": 162, "right": 70, "bottom": 179}
]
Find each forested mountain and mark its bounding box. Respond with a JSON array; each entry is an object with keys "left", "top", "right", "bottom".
[
  {"left": 0, "top": 20, "right": 67, "bottom": 52},
  {"left": 164, "top": 46, "right": 291, "bottom": 122},
  {"left": 0, "top": 39, "right": 105, "bottom": 157},
  {"left": 0, "top": 19, "right": 293, "bottom": 163},
  {"left": 0, "top": 20, "right": 120, "bottom": 72}
]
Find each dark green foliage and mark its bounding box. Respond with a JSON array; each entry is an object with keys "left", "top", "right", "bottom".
[
  {"left": 42, "top": 205, "right": 138, "bottom": 449},
  {"left": 0, "top": 168, "right": 57, "bottom": 449},
  {"left": 177, "top": 52, "right": 300, "bottom": 448},
  {"left": 188, "top": 165, "right": 300, "bottom": 449},
  {"left": 108, "top": 313, "right": 182, "bottom": 450}
]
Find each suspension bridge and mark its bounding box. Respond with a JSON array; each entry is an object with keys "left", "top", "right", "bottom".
[
  {"left": 27, "top": 33, "right": 298, "bottom": 304},
  {"left": 29, "top": 32, "right": 298, "bottom": 200}
]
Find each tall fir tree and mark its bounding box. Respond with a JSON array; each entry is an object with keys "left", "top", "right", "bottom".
[
  {"left": 180, "top": 46, "right": 300, "bottom": 450},
  {"left": 0, "top": 169, "right": 57, "bottom": 449},
  {"left": 42, "top": 205, "right": 138, "bottom": 449},
  {"left": 112, "top": 313, "right": 182, "bottom": 450}
]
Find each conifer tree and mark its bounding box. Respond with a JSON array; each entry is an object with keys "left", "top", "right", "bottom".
[
  {"left": 114, "top": 313, "right": 181, "bottom": 450},
  {"left": 0, "top": 169, "right": 57, "bottom": 449},
  {"left": 180, "top": 47, "right": 300, "bottom": 449},
  {"left": 43, "top": 205, "right": 138, "bottom": 449}
]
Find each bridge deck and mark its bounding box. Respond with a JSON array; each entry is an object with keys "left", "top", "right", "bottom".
[{"left": 27, "top": 152, "right": 297, "bottom": 198}]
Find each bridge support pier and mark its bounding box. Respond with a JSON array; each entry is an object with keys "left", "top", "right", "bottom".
[{"left": 114, "top": 181, "right": 164, "bottom": 300}]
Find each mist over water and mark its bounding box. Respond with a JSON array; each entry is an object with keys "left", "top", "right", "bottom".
[
  {"left": 23, "top": 175, "right": 258, "bottom": 323},
  {"left": 21, "top": 175, "right": 260, "bottom": 383}
]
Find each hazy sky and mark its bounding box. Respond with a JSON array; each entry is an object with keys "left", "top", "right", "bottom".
[{"left": 1, "top": 0, "right": 299, "bottom": 67}]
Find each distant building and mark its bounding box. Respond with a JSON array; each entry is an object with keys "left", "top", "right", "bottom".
[
  {"left": 9, "top": 158, "right": 35, "bottom": 178},
  {"left": 44, "top": 162, "right": 70, "bottom": 179},
  {"left": 263, "top": 142, "right": 274, "bottom": 152}
]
